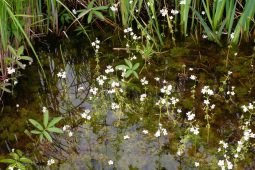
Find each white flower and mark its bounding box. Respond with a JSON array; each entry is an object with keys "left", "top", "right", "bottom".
[
  {"left": 190, "top": 127, "right": 199, "bottom": 135},
  {"left": 111, "top": 81, "right": 120, "bottom": 88},
  {"left": 7, "top": 67, "right": 15, "bottom": 74},
  {"left": 105, "top": 65, "right": 114, "bottom": 74},
  {"left": 230, "top": 32, "right": 234, "bottom": 39},
  {"left": 91, "top": 42, "right": 96, "bottom": 46},
  {"left": 111, "top": 102, "right": 120, "bottom": 110},
  {"left": 218, "top": 160, "right": 225, "bottom": 167},
  {"left": 154, "top": 129, "right": 161, "bottom": 137},
  {"left": 72, "top": 9, "right": 77, "bottom": 15},
  {"left": 180, "top": 0, "right": 186, "bottom": 5},
  {"left": 108, "top": 160, "right": 114, "bottom": 165},
  {"left": 47, "top": 159, "right": 55, "bottom": 166},
  {"left": 204, "top": 99, "right": 210, "bottom": 105},
  {"left": 160, "top": 8, "right": 168, "bottom": 17},
  {"left": 195, "top": 162, "right": 199, "bottom": 167},
  {"left": 16, "top": 104, "right": 19, "bottom": 108},
  {"left": 81, "top": 109, "right": 91, "bottom": 120},
  {"left": 142, "top": 130, "right": 148, "bottom": 134},
  {"left": 202, "top": 11, "right": 205, "bottom": 15},
  {"left": 42, "top": 107, "right": 47, "bottom": 113},
  {"left": 171, "top": 9, "right": 179, "bottom": 15},
  {"left": 89, "top": 87, "right": 98, "bottom": 95},
  {"left": 202, "top": 34, "right": 208, "bottom": 39},
  {"left": 154, "top": 77, "right": 160, "bottom": 81},
  {"left": 78, "top": 86, "right": 84, "bottom": 91},
  {"left": 226, "top": 160, "right": 233, "bottom": 169},
  {"left": 140, "top": 77, "right": 148, "bottom": 85},
  {"left": 162, "top": 128, "right": 168, "bottom": 136},
  {"left": 242, "top": 105, "right": 248, "bottom": 112},
  {"left": 68, "top": 131, "right": 73, "bottom": 137},
  {"left": 57, "top": 71, "right": 66, "bottom": 79},
  {"left": 62, "top": 125, "right": 70, "bottom": 131},
  {"left": 110, "top": 5, "right": 118, "bottom": 12},
  {"left": 186, "top": 111, "right": 195, "bottom": 121},
  {"left": 190, "top": 75, "right": 197, "bottom": 80},
  {"left": 124, "top": 135, "right": 130, "bottom": 140},
  {"left": 177, "top": 149, "right": 183, "bottom": 156},
  {"left": 140, "top": 94, "right": 147, "bottom": 102},
  {"left": 8, "top": 167, "right": 14, "bottom": 170}
]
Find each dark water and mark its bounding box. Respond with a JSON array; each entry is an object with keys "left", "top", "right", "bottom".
[{"left": 0, "top": 37, "right": 255, "bottom": 169}]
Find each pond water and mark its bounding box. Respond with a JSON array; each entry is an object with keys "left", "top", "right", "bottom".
[{"left": 1, "top": 36, "right": 255, "bottom": 170}]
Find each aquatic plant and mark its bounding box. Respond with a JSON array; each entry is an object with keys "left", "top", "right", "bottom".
[
  {"left": 115, "top": 59, "right": 140, "bottom": 79},
  {"left": 0, "top": 149, "right": 33, "bottom": 170},
  {"left": 28, "top": 107, "right": 63, "bottom": 143}
]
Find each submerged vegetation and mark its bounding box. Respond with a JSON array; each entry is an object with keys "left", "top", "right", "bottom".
[{"left": 0, "top": 0, "right": 255, "bottom": 169}]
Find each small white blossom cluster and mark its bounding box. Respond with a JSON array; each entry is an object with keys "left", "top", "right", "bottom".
[
  {"left": 140, "top": 77, "right": 148, "bottom": 85},
  {"left": 123, "top": 135, "right": 130, "bottom": 140},
  {"left": 201, "top": 86, "right": 214, "bottom": 96},
  {"left": 96, "top": 75, "right": 107, "bottom": 86},
  {"left": 108, "top": 160, "right": 114, "bottom": 165},
  {"left": 190, "top": 126, "right": 199, "bottom": 135},
  {"left": 57, "top": 70, "right": 66, "bottom": 79},
  {"left": 154, "top": 123, "right": 168, "bottom": 137},
  {"left": 218, "top": 159, "right": 233, "bottom": 170},
  {"left": 110, "top": 4, "right": 118, "bottom": 12},
  {"left": 62, "top": 125, "right": 73, "bottom": 137},
  {"left": 7, "top": 67, "right": 15, "bottom": 75},
  {"left": 91, "top": 38, "right": 100, "bottom": 53},
  {"left": 190, "top": 75, "right": 197, "bottom": 81},
  {"left": 160, "top": 84, "right": 172, "bottom": 95},
  {"left": 47, "top": 158, "right": 55, "bottom": 166},
  {"left": 124, "top": 27, "right": 141, "bottom": 40},
  {"left": 111, "top": 102, "right": 120, "bottom": 110},
  {"left": 241, "top": 102, "right": 255, "bottom": 112},
  {"left": 160, "top": 8, "right": 168, "bottom": 17},
  {"left": 89, "top": 87, "right": 98, "bottom": 95},
  {"left": 81, "top": 109, "right": 91, "bottom": 120},
  {"left": 186, "top": 111, "right": 195, "bottom": 121},
  {"left": 171, "top": 9, "right": 179, "bottom": 15},
  {"left": 42, "top": 106, "right": 48, "bottom": 113},
  {"left": 140, "top": 93, "right": 147, "bottom": 102},
  {"left": 105, "top": 65, "right": 114, "bottom": 74},
  {"left": 226, "top": 86, "right": 235, "bottom": 96}
]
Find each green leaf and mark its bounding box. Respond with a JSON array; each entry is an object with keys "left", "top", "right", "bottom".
[
  {"left": 87, "top": 12, "right": 93, "bottom": 23},
  {"left": 43, "top": 111, "right": 49, "bottom": 128},
  {"left": 77, "top": 9, "right": 91, "bottom": 19},
  {"left": 133, "top": 72, "right": 139, "bottom": 79},
  {"left": 8, "top": 45, "right": 17, "bottom": 56},
  {"left": 30, "top": 130, "right": 41, "bottom": 134},
  {"left": 124, "top": 59, "right": 133, "bottom": 68},
  {"left": 88, "top": 0, "right": 95, "bottom": 9},
  {"left": 93, "top": 11, "right": 105, "bottom": 20},
  {"left": 132, "top": 63, "right": 140, "bottom": 70},
  {"left": 20, "top": 157, "right": 33, "bottom": 164},
  {"left": 16, "top": 150, "right": 23, "bottom": 157},
  {"left": 16, "top": 60, "right": 25, "bottom": 69},
  {"left": 48, "top": 117, "right": 62, "bottom": 128},
  {"left": 93, "top": 6, "right": 108, "bottom": 11},
  {"left": 16, "top": 162, "right": 26, "bottom": 170},
  {"left": 17, "top": 46, "right": 24, "bottom": 56},
  {"left": 0, "top": 159, "right": 16, "bottom": 164},
  {"left": 39, "top": 134, "right": 44, "bottom": 142},
  {"left": 125, "top": 70, "right": 133, "bottom": 78},
  {"left": 47, "top": 127, "right": 63, "bottom": 133},
  {"left": 28, "top": 119, "right": 43, "bottom": 131},
  {"left": 9, "top": 153, "right": 19, "bottom": 160},
  {"left": 115, "top": 65, "right": 129, "bottom": 70},
  {"left": 19, "top": 56, "right": 33, "bottom": 62},
  {"left": 43, "top": 131, "right": 53, "bottom": 142}
]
